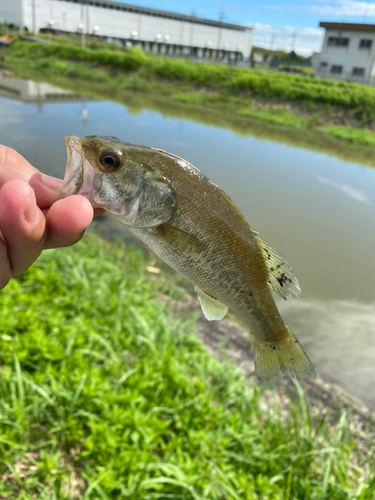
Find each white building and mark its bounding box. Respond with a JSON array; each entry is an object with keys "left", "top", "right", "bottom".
[
  {"left": 311, "top": 22, "right": 375, "bottom": 83},
  {"left": 0, "top": 0, "right": 253, "bottom": 61}
]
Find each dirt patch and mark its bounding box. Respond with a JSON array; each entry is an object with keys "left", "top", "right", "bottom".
[{"left": 0, "top": 449, "right": 86, "bottom": 499}]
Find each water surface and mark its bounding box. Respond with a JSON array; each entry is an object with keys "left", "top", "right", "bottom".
[{"left": 1, "top": 74, "right": 375, "bottom": 405}]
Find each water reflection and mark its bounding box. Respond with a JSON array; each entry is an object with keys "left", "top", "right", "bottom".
[
  {"left": 0, "top": 72, "right": 91, "bottom": 104},
  {"left": 9, "top": 69, "right": 375, "bottom": 168},
  {"left": 316, "top": 176, "right": 371, "bottom": 206},
  {"left": 1, "top": 74, "right": 375, "bottom": 405}
]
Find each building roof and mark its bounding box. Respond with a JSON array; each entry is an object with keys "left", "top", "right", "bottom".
[
  {"left": 60, "top": 0, "right": 250, "bottom": 32},
  {"left": 319, "top": 22, "right": 375, "bottom": 32}
]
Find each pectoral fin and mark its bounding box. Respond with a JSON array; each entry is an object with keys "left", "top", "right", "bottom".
[
  {"left": 256, "top": 237, "right": 301, "bottom": 300},
  {"left": 195, "top": 287, "right": 228, "bottom": 321}
]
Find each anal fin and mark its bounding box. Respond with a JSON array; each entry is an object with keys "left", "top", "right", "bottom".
[{"left": 195, "top": 287, "right": 228, "bottom": 321}]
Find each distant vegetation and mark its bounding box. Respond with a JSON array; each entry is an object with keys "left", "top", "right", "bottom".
[
  {"left": 2, "top": 39, "right": 375, "bottom": 150},
  {"left": 1, "top": 233, "right": 374, "bottom": 499},
  {"left": 251, "top": 45, "right": 311, "bottom": 64},
  {"left": 4, "top": 40, "right": 369, "bottom": 109}
]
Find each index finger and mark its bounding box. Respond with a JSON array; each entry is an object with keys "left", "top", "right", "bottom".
[{"left": 0, "top": 145, "right": 62, "bottom": 208}]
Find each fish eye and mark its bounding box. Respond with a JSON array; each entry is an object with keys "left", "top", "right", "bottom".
[{"left": 99, "top": 151, "right": 121, "bottom": 172}]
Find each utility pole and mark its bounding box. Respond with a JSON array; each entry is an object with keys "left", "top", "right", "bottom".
[
  {"left": 217, "top": 9, "right": 224, "bottom": 50},
  {"left": 86, "top": 1, "right": 90, "bottom": 36},
  {"left": 269, "top": 33, "right": 275, "bottom": 57},
  {"left": 189, "top": 9, "right": 195, "bottom": 56},
  {"left": 363, "top": 0, "right": 371, "bottom": 23},
  {"left": 80, "top": 1, "right": 86, "bottom": 47},
  {"left": 291, "top": 29, "right": 297, "bottom": 52},
  {"left": 81, "top": 24, "right": 86, "bottom": 47},
  {"left": 32, "top": 0, "right": 36, "bottom": 34}
]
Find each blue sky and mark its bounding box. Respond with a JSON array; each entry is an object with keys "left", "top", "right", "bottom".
[{"left": 117, "top": 0, "right": 375, "bottom": 56}]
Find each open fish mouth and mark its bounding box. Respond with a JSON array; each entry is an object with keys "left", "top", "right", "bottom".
[
  {"left": 60, "top": 134, "right": 84, "bottom": 199},
  {"left": 60, "top": 134, "right": 98, "bottom": 204}
]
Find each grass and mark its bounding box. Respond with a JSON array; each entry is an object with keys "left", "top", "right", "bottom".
[
  {"left": 237, "top": 107, "right": 311, "bottom": 128},
  {"left": 2, "top": 39, "right": 375, "bottom": 154},
  {"left": 4, "top": 39, "right": 375, "bottom": 112},
  {"left": 321, "top": 126, "right": 375, "bottom": 147},
  {"left": 0, "top": 232, "right": 375, "bottom": 499}
]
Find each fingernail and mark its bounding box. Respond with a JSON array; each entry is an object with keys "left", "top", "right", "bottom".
[
  {"left": 24, "top": 189, "right": 39, "bottom": 224},
  {"left": 41, "top": 174, "right": 63, "bottom": 192}
]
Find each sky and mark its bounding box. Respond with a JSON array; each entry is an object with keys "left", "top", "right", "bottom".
[{"left": 116, "top": 0, "right": 375, "bottom": 56}]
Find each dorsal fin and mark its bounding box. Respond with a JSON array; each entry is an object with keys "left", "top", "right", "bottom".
[
  {"left": 151, "top": 148, "right": 201, "bottom": 172},
  {"left": 218, "top": 188, "right": 258, "bottom": 235},
  {"left": 195, "top": 287, "right": 228, "bottom": 321},
  {"left": 256, "top": 237, "right": 301, "bottom": 300}
]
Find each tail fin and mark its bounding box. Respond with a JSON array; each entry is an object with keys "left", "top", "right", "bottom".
[{"left": 254, "top": 331, "right": 316, "bottom": 388}]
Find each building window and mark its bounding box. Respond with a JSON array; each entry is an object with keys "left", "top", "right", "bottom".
[
  {"left": 359, "top": 39, "right": 372, "bottom": 49},
  {"left": 328, "top": 37, "right": 350, "bottom": 47},
  {"left": 352, "top": 67, "right": 365, "bottom": 76},
  {"left": 331, "top": 65, "right": 343, "bottom": 74}
]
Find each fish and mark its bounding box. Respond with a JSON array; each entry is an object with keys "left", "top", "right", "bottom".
[{"left": 61, "top": 134, "right": 316, "bottom": 388}]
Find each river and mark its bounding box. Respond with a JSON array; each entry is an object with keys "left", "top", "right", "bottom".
[{"left": 1, "top": 72, "right": 375, "bottom": 406}]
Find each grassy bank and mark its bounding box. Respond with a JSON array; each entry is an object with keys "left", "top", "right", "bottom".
[
  {"left": 0, "top": 232, "right": 375, "bottom": 499},
  {"left": 5, "top": 63, "right": 375, "bottom": 168},
  {"left": 3, "top": 40, "right": 375, "bottom": 151}
]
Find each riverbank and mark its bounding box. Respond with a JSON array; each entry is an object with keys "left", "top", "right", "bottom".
[
  {"left": 2, "top": 63, "right": 375, "bottom": 168},
  {"left": 0, "top": 232, "right": 374, "bottom": 499},
  {"left": 2, "top": 39, "right": 375, "bottom": 154}
]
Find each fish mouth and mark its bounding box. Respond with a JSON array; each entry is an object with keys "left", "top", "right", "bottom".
[
  {"left": 60, "top": 134, "right": 99, "bottom": 206},
  {"left": 60, "top": 134, "right": 84, "bottom": 199}
]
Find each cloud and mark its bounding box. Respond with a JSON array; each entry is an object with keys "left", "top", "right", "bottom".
[
  {"left": 310, "top": 0, "right": 375, "bottom": 16},
  {"left": 250, "top": 23, "right": 324, "bottom": 57},
  {"left": 316, "top": 176, "right": 371, "bottom": 205},
  {"left": 267, "top": 0, "right": 375, "bottom": 18}
]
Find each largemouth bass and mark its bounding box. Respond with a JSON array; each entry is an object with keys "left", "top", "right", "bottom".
[{"left": 61, "top": 134, "right": 316, "bottom": 387}]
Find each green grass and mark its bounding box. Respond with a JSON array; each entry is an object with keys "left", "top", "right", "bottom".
[
  {"left": 237, "top": 107, "right": 311, "bottom": 128},
  {"left": 6, "top": 40, "right": 375, "bottom": 113},
  {"left": 0, "top": 232, "right": 375, "bottom": 499},
  {"left": 321, "top": 125, "right": 375, "bottom": 147}
]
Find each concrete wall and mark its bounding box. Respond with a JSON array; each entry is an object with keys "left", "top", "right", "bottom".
[
  {"left": 0, "top": 0, "right": 24, "bottom": 27},
  {"left": 312, "top": 28, "right": 375, "bottom": 82},
  {"left": 1, "top": 0, "right": 252, "bottom": 59}
]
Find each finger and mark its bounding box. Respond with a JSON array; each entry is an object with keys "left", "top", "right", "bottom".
[
  {"left": 0, "top": 179, "right": 46, "bottom": 277},
  {"left": 44, "top": 195, "right": 94, "bottom": 249},
  {"left": 0, "top": 145, "right": 39, "bottom": 184},
  {"left": 29, "top": 173, "right": 63, "bottom": 209},
  {"left": 0, "top": 239, "right": 11, "bottom": 290},
  {"left": 0, "top": 145, "right": 63, "bottom": 209}
]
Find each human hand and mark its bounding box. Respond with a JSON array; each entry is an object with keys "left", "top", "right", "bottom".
[{"left": 0, "top": 145, "right": 97, "bottom": 290}]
